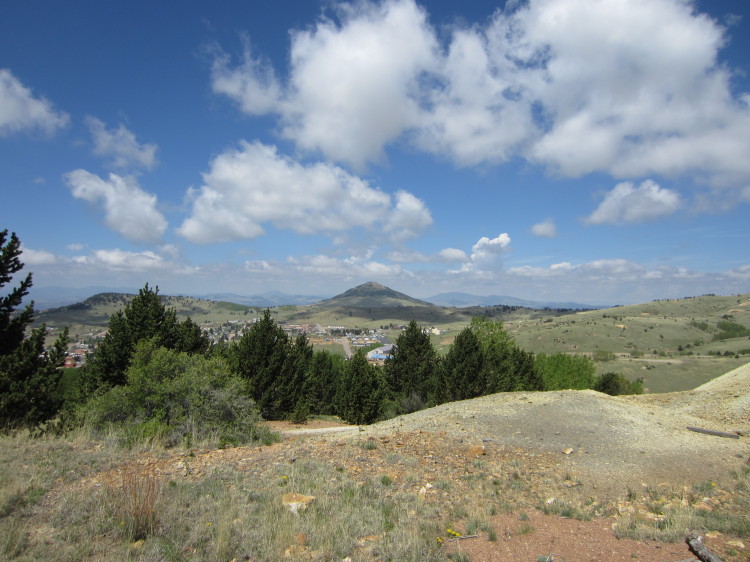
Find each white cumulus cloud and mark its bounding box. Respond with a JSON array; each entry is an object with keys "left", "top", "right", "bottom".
[
  {"left": 287, "top": 254, "right": 407, "bottom": 280},
  {"left": 472, "top": 233, "right": 511, "bottom": 259},
  {"left": 450, "top": 233, "right": 512, "bottom": 274},
  {"left": 177, "top": 141, "right": 431, "bottom": 244},
  {"left": 64, "top": 170, "right": 168, "bottom": 243},
  {"left": 585, "top": 179, "right": 682, "bottom": 225},
  {"left": 213, "top": 0, "right": 437, "bottom": 169},
  {"left": 0, "top": 69, "right": 69, "bottom": 136},
  {"left": 86, "top": 117, "right": 158, "bottom": 170},
  {"left": 76, "top": 248, "right": 165, "bottom": 270},
  {"left": 532, "top": 219, "right": 557, "bottom": 238},
  {"left": 211, "top": 40, "right": 282, "bottom": 116}
]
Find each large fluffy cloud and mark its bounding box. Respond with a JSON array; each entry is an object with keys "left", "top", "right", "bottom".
[
  {"left": 0, "top": 69, "right": 69, "bottom": 136},
  {"left": 177, "top": 141, "right": 432, "bottom": 244},
  {"left": 64, "top": 170, "right": 168, "bottom": 243},
  {"left": 86, "top": 117, "right": 158, "bottom": 170},
  {"left": 584, "top": 180, "right": 682, "bottom": 225},
  {"left": 451, "top": 233, "right": 512, "bottom": 274},
  {"left": 212, "top": 0, "right": 750, "bottom": 194},
  {"left": 213, "top": 0, "right": 437, "bottom": 169}
]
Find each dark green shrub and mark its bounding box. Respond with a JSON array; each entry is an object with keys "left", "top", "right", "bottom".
[
  {"left": 535, "top": 352, "right": 596, "bottom": 390},
  {"left": 289, "top": 400, "right": 310, "bottom": 425},
  {"left": 594, "top": 372, "right": 644, "bottom": 396},
  {"left": 82, "top": 341, "right": 271, "bottom": 447},
  {"left": 713, "top": 321, "right": 750, "bottom": 341}
]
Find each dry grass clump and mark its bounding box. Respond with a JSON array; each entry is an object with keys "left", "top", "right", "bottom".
[
  {"left": 614, "top": 461, "right": 750, "bottom": 543},
  {"left": 105, "top": 471, "right": 161, "bottom": 541}
]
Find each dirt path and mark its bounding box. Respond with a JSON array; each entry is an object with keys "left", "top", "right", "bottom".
[{"left": 342, "top": 336, "right": 352, "bottom": 358}]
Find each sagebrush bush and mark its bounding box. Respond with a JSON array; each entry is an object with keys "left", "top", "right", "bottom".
[{"left": 81, "top": 340, "right": 273, "bottom": 448}]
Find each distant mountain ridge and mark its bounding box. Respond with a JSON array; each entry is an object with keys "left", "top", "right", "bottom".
[
  {"left": 318, "top": 282, "right": 435, "bottom": 308},
  {"left": 425, "top": 292, "right": 603, "bottom": 310},
  {"left": 31, "top": 283, "right": 602, "bottom": 311},
  {"left": 199, "top": 291, "right": 328, "bottom": 307}
]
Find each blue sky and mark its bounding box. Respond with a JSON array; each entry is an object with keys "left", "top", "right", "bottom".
[{"left": 1, "top": 0, "right": 749, "bottom": 305}]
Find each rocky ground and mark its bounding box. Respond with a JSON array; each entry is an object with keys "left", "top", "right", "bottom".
[{"left": 50, "top": 363, "right": 750, "bottom": 561}]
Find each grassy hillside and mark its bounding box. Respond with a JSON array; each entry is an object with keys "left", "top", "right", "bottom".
[
  {"left": 510, "top": 293, "right": 750, "bottom": 392},
  {"left": 34, "top": 293, "right": 259, "bottom": 342}
]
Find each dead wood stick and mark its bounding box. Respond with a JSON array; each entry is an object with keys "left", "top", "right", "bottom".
[
  {"left": 686, "top": 533, "right": 723, "bottom": 562},
  {"left": 447, "top": 534, "right": 479, "bottom": 542},
  {"left": 686, "top": 426, "right": 739, "bottom": 439}
]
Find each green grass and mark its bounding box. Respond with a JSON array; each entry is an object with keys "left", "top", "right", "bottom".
[{"left": 593, "top": 356, "right": 749, "bottom": 393}]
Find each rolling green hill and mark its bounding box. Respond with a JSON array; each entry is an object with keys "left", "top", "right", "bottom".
[{"left": 33, "top": 292, "right": 258, "bottom": 340}]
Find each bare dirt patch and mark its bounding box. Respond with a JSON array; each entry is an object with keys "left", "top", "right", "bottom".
[{"left": 447, "top": 510, "right": 693, "bottom": 562}]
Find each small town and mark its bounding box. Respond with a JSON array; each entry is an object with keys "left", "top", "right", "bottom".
[{"left": 57, "top": 317, "right": 412, "bottom": 368}]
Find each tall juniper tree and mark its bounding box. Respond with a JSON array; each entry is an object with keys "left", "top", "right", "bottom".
[{"left": 0, "top": 230, "right": 68, "bottom": 428}]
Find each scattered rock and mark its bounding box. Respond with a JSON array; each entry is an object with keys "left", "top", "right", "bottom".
[
  {"left": 283, "top": 544, "right": 311, "bottom": 558},
  {"left": 562, "top": 448, "right": 574, "bottom": 455},
  {"left": 467, "top": 444, "right": 486, "bottom": 456},
  {"left": 282, "top": 492, "right": 316, "bottom": 514}
]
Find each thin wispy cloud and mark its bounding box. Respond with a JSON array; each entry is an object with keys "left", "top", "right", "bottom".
[
  {"left": 86, "top": 117, "right": 158, "bottom": 170},
  {"left": 0, "top": 69, "right": 69, "bottom": 136}
]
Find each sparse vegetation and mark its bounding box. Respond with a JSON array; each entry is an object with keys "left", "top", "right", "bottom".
[{"left": 614, "top": 462, "right": 750, "bottom": 543}]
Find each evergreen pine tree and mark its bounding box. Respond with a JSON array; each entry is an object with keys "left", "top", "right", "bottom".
[
  {"left": 275, "top": 333, "right": 313, "bottom": 419},
  {"left": 338, "top": 349, "right": 382, "bottom": 425},
  {"left": 230, "top": 309, "right": 289, "bottom": 419},
  {"left": 174, "top": 316, "right": 211, "bottom": 355},
  {"left": 306, "top": 350, "right": 345, "bottom": 415},
  {"left": 0, "top": 230, "right": 69, "bottom": 428},
  {"left": 438, "top": 326, "right": 484, "bottom": 402},
  {"left": 383, "top": 319, "right": 437, "bottom": 411}
]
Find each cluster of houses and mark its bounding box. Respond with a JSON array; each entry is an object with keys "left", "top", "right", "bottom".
[{"left": 61, "top": 320, "right": 403, "bottom": 367}]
